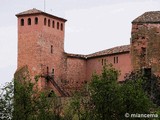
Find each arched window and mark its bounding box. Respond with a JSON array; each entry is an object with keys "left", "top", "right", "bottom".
[
  {"left": 48, "top": 19, "right": 50, "bottom": 27},
  {"left": 52, "top": 20, "right": 55, "bottom": 28},
  {"left": 35, "top": 17, "right": 38, "bottom": 24},
  {"left": 28, "top": 18, "right": 31, "bottom": 25},
  {"left": 60, "top": 23, "right": 63, "bottom": 31},
  {"left": 20, "top": 19, "right": 24, "bottom": 26},
  {"left": 57, "top": 22, "right": 59, "bottom": 29},
  {"left": 44, "top": 18, "right": 46, "bottom": 25}
]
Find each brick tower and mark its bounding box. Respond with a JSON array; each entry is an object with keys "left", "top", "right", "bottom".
[
  {"left": 16, "top": 8, "right": 68, "bottom": 96},
  {"left": 131, "top": 11, "right": 160, "bottom": 75}
]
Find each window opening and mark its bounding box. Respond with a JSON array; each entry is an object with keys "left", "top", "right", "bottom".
[
  {"left": 47, "top": 67, "right": 49, "bottom": 75},
  {"left": 51, "top": 45, "right": 53, "bottom": 53},
  {"left": 57, "top": 22, "right": 59, "bottom": 29},
  {"left": 102, "top": 59, "right": 103, "bottom": 65},
  {"left": 52, "top": 20, "right": 55, "bottom": 28},
  {"left": 35, "top": 17, "right": 38, "bottom": 24},
  {"left": 48, "top": 19, "right": 50, "bottom": 27},
  {"left": 116, "top": 57, "right": 118, "bottom": 63},
  {"left": 28, "top": 18, "right": 31, "bottom": 25},
  {"left": 21, "top": 19, "right": 24, "bottom": 26},
  {"left": 44, "top": 18, "right": 46, "bottom": 25},
  {"left": 60, "top": 23, "right": 63, "bottom": 31}
]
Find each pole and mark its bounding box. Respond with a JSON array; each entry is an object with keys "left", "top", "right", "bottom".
[{"left": 44, "top": 0, "right": 46, "bottom": 12}]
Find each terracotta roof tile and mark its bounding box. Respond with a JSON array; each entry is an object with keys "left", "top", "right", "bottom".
[
  {"left": 16, "top": 8, "right": 67, "bottom": 22},
  {"left": 16, "top": 8, "right": 43, "bottom": 16},
  {"left": 66, "top": 45, "right": 130, "bottom": 59},
  {"left": 86, "top": 45, "right": 130, "bottom": 58},
  {"left": 132, "top": 11, "right": 160, "bottom": 23}
]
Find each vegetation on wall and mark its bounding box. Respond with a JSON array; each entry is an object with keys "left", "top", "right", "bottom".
[{"left": 1, "top": 65, "right": 160, "bottom": 119}]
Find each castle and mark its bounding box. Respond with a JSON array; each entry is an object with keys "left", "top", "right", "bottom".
[{"left": 16, "top": 8, "right": 160, "bottom": 96}]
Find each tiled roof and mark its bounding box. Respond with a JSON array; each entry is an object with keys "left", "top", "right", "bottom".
[
  {"left": 66, "top": 53, "right": 87, "bottom": 59},
  {"left": 132, "top": 11, "right": 160, "bottom": 23},
  {"left": 86, "top": 45, "right": 130, "bottom": 58},
  {"left": 16, "top": 8, "right": 67, "bottom": 22},
  {"left": 16, "top": 8, "right": 43, "bottom": 16},
  {"left": 66, "top": 45, "right": 130, "bottom": 59}
]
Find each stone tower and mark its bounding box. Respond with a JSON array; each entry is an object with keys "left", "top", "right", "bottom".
[
  {"left": 131, "top": 11, "right": 160, "bottom": 75},
  {"left": 16, "top": 8, "right": 67, "bottom": 95}
]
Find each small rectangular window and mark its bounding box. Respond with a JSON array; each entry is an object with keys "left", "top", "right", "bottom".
[
  {"left": 102, "top": 59, "right": 103, "bottom": 65},
  {"left": 114, "top": 56, "right": 118, "bottom": 64},
  {"left": 116, "top": 57, "right": 118, "bottom": 63},
  {"left": 51, "top": 45, "right": 53, "bottom": 53},
  {"left": 114, "top": 57, "right": 116, "bottom": 63}
]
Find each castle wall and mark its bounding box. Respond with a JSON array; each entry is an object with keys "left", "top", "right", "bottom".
[
  {"left": 66, "top": 57, "right": 87, "bottom": 90},
  {"left": 17, "top": 12, "right": 67, "bottom": 91},
  {"left": 86, "top": 52, "right": 132, "bottom": 81},
  {"left": 131, "top": 23, "right": 160, "bottom": 75}
]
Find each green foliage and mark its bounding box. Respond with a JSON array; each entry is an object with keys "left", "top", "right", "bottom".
[
  {"left": 67, "top": 65, "right": 155, "bottom": 120},
  {"left": 0, "top": 82, "right": 13, "bottom": 120},
  {"left": 1, "top": 65, "right": 158, "bottom": 120}
]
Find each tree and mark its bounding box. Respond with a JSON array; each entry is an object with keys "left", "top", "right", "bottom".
[
  {"left": 68, "top": 65, "right": 155, "bottom": 120},
  {"left": 0, "top": 82, "right": 13, "bottom": 120}
]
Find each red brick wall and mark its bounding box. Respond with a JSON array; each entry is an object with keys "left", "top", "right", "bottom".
[
  {"left": 131, "top": 23, "right": 160, "bottom": 75},
  {"left": 66, "top": 57, "right": 87, "bottom": 89},
  {"left": 17, "top": 14, "right": 66, "bottom": 90},
  {"left": 86, "top": 52, "right": 132, "bottom": 81}
]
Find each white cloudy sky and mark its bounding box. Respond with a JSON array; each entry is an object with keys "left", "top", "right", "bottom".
[{"left": 0, "top": 0, "right": 160, "bottom": 86}]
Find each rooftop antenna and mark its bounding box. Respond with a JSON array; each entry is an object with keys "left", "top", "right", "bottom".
[{"left": 44, "top": 0, "right": 46, "bottom": 12}]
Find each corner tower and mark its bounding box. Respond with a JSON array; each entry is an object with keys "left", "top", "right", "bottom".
[
  {"left": 131, "top": 11, "right": 160, "bottom": 75},
  {"left": 16, "top": 8, "right": 67, "bottom": 92}
]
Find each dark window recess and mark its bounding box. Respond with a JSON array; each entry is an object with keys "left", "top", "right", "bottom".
[
  {"left": 141, "top": 47, "right": 146, "bottom": 56},
  {"left": 114, "top": 57, "right": 116, "bottom": 63},
  {"left": 114, "top": 57, "right": 118, "bottom": 64},
  {"left": 57, "top": 22, "right": 59, "bottom": 29},
  {"left": 52, "top": 68, "right": 54, "bottom": 76},
  {"left": 51, "top": 45, "right": 53, "bottom": 53},
  {"left": 60, "top": 23, "right": 63, "bottom": 31},
  {"left": 35, "top": 17, "right": 38, "bottom": 24},
  {"left": 47, "top": 66, "right": 49, "bottom": 74},
  {"left": 116, "top": 57, "right": 118, "bottom": 63},
  {"left": 104, "top": 59, "right": 106, "bottom": 65},
  {"left": 52, "top": 21, "right": 55, "bottom": 28},
  {"left": 142, "top": 36, "right": 145, "bottom": 39},
  {"left": 28, "top": 18, "right": 31, "bottom": 25},
  {"left": 102, "top": 59, "right": 103, "bottom": 65},
  {"left": 44, "top": 18, "right": 46, "bottom": 25},
  {"left": 48, "top": 19, "right": 50, "bottom": 27},
  {"left": 21, "top": 19, "right": 24, "bottom": 26}
]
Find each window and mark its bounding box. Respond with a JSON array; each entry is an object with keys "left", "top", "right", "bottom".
[
  {"left": 141, "top": 47, "right": 146, "bottom": 56},
  {"left": 28, "top": 18, "right": 31, "bottom": 25},
  {"left": 116, "top": 57, "right": 118, "bottom": 63},
  {"left": 35, "top": 17, "right": 38, "bottom": 24},
  {"left": 52, "top": 68, "right": 54, "bottom": 76},
  {"left": 51, "top": 45, "right": 53, "bottom": 53},
  {"left": 47, "top": 66, "right": 49, "bottom": 74},
  {"left": 104, "top": 59, "right": 107, "bottom": 65},
  {"left": 57, "top": 22, "right": 59, "bottom": 29},
  {"left": 44, "top": 18, "right": 46, "bottom": 25},
  {"left": 60, "top": 23, "right": 63, "bottom": 31},
  {"left": 114, "top": 57, "right": 116, "bottom": 64},
  {"left": 114, "top": 56, "right": 118, "bottom": 64},
  {"left": 21, "top": 19, "right": 24, "bottom": 26},
  {"left": 48, "top": 19, "right": 50, "bottom": 27},
  {"left": 52, "top": 20, "right": 55, "bottom": 28},
  {"left": 102, "top": 59, "right": 103, "bottom": 65}
]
